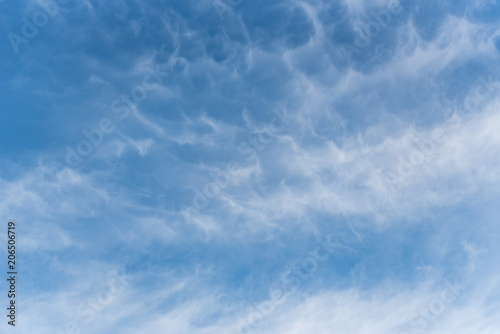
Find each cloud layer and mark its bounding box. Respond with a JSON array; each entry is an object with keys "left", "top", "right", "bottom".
[{"left": 1, "top": 0, "right": 500, "bottom": 333}]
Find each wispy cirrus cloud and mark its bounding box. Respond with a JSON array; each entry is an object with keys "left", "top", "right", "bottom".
[{"left": 1, "top": 0, "right": 500, "bottom": 333}]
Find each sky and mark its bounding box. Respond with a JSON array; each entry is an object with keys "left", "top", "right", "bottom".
[{"left": 1, "top": 0, "right": 500, "bottom": 333}]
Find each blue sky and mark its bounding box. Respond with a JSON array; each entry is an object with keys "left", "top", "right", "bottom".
[{"left": 1, "top": 0, "right": 500, "bottom": 333}]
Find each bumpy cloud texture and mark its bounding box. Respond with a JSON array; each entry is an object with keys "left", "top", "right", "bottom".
[{"left": 1, "top": 0, "right": 500, "bottom": 333}]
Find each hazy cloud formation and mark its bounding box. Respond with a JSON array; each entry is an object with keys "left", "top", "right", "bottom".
[{"left": 1, "top": 0, "right": 500, "bottom": 333}]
